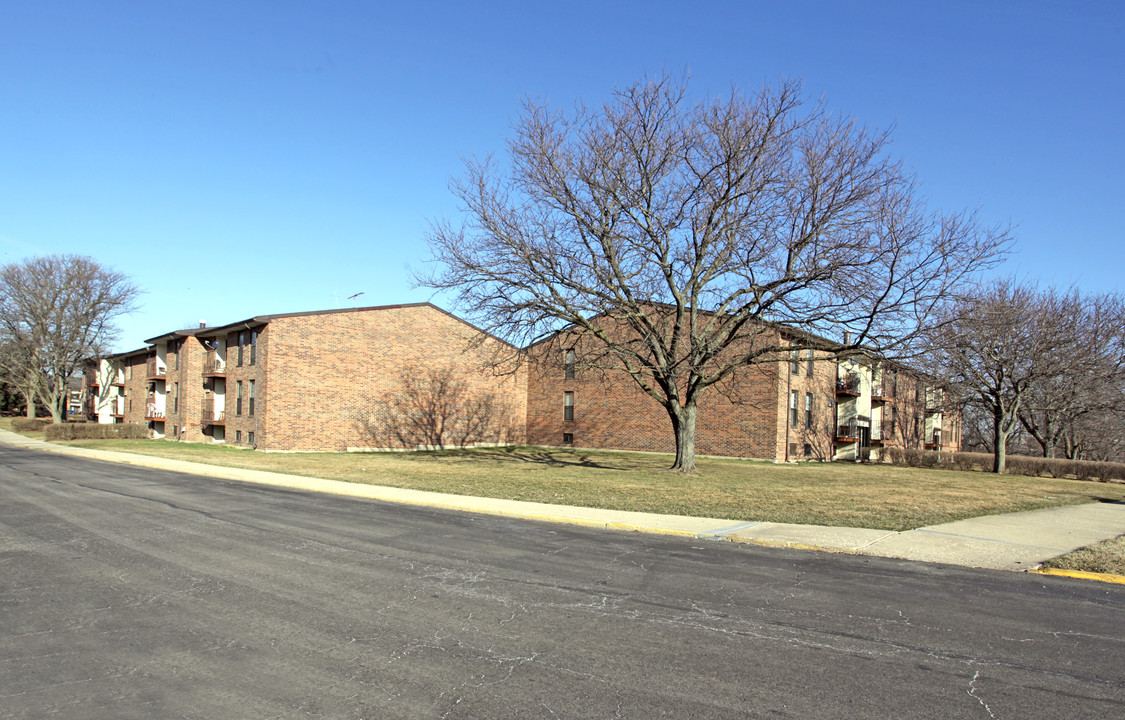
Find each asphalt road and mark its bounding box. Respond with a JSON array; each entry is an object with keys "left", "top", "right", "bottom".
[{"left": 1, "top": 445, "right": 1123, "bottom": 719}]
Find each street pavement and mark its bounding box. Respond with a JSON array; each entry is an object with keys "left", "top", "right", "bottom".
[
  {"left": 1, "top": 443, "right": 1123, "bottom": 719},
  {"left": 2, "top": 428, "right": 1124, "bottom": 574}
]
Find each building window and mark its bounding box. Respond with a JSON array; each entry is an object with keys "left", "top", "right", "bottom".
[
  {"left": 564, "top": 391, "right": 574, "bottom": 422},
  {"left": 789, "top": 390, "right": 798, "bottom": 427},
  {"left": 173, "top": 383, "right": 179, "bottom": 413},
  {"left": 806, "top": 349, "right": 814, "bottom": 377},
  {"left": 564, "top": 349, "right": 575, "bottom": 380},
  {"left": 248, "top": 431, "right": 255, "bottom": 445},
  {"left": 562, "top": 432, "right": 574, "bottom": 444},
  {"left": 170, "top": 340, "right": 179, "bottom": 370},
  {"left": 236, "top": 430, "right": 242, "bottom": 443},
  {"left": 173, "top": 425, "right": 178, "bottom": 437},
  {"left": 237, "top": 332, "right": 245, "bottom": 366},
  {"left": 790, "top": 349, "right": 800, "bottom": 374},
  {"left": 236, "top": 381, "right": 243, "bottom": 416},
  {"left": 805, "top": 392, "right": 813, "bottom": 428},
  {"left": 248, "top": 379, "right": 255, "bottom": 417},
  {"left": 249, "top": 330, "right": 258, "bottom": 365},
  {"left": 803, "top": 443, "right": 812, "bottom": 457}
]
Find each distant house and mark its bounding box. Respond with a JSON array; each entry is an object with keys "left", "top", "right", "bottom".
[{"left": 83, "top": 302, "right": 958, "bottom": 460}]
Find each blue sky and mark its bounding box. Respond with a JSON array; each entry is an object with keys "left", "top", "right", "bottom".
[{"left": 2, "top": 1, "right": 1121, "bottom": 351}]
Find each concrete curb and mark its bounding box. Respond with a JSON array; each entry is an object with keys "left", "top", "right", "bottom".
[
  {"left": 1031, "top": 568, "right": 1125, "bottom": 585},
  {"left": 5, "top": 429, "right": 1125, "bottom": 577}
]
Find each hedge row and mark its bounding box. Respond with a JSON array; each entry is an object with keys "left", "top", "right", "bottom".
[
  {"left": 882, "top": 446, "right": 1125, "bottom": 482},
  {"left": 11, "top": 417, "right": 53, "bottom": 432},
  {"left": 44, "top": 423, "right": 150, "bottom": 441}
]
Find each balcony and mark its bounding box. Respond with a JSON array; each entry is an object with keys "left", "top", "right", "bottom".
[
  {"left": 146, "top": 360, "right": 167, "bottom": 380},
  {"left": 145, "top": 403, "right": 165, "bottom": 421},
  {"left": 835, "top": 373, "right": 861, "bottom": 397},
  {"left": 201, "top": 399, "right": 225, "bottom": 425},
  {"left": 924, "top": 432, "right": 943, "bottom": 450},
  {"left": 202, "top": 352, "right": 226, "bottom": 377},
  {"left": 835, "top": 422, "right": 861, "bottom": 443},
  {"left": 871, "top": 385, "right": 894, "bottom": 403},
  {"left": 110, "top": 399, "right": 125, "bottom": 417}
]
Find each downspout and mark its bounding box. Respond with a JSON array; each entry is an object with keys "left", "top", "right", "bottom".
[{"left": 784, "top": 355, "right": 791, "bottom": 463}]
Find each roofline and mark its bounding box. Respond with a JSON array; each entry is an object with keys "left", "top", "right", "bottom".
[{"left": 144, "top": 302, "right": 521, "bottom": 350}]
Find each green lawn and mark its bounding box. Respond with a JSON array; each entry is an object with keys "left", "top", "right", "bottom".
[{"left": 31, "top": 435, "right": 1125, "bottom": 531}]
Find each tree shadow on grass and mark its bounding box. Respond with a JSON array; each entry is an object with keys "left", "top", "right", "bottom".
[{"left": 395, "top": 446, "right": 628, "bottom": 470}]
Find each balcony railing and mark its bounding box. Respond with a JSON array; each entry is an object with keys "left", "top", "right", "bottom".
[
  {"left": 836, "top": 373, "right": 861, "bottom": 396},
  {"left": 145, "top": 403, "right": 165, "bottom": 420},
  {"left": 835, "top": 422, "right": 861, "bottom": 442},
  {"left": 871, "top": 385, "right": 895, "bottom": 402},
  {"left": 203, "top": 352, "right": 226, "bottom": 376},
  {"left": 201, "top": 399, "right": 225, "bottom": 425},
  {"left": 110, "top": 399, "right": 125, "bottom": 416},
  {"left": 146, "top": 360, "right": 166, "bottom": 379}
]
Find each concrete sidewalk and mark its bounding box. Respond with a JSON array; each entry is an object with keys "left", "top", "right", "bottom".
[{"left": 4, "top": 428, "right": 1124, "bottom": 574}]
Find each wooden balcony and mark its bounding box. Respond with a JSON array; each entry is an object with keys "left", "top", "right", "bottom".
[
  {"left": 145, "top": 403, "right": 165, "bottom": 420},
  {"left": 835, "top": 374, "right": 861, "bottom": 397},
  {"left": 871, "top": 385, "right": 894, "bottom": 403},
  {"left": 146, "top": 360, "right": 167, "bottom": 380},
  {"left": 835, "top": 424, "right": 862, "bottom": 443},
  {"left": 201, "top": 400, "right": 225, "bottom": 425},
  {"left": 202, "top": 353, "right": 226, "bottom": 377}
]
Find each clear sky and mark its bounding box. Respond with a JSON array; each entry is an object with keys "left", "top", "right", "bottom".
[{"left": 2, "top": 1, "right": 1121, "bottom": 351}]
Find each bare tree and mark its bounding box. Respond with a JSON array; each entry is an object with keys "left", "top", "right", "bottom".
[
  {"left": 924, "top": 281, "right": 1083, "bottom": 473},
  {"left": 1016, "top": 291, "right": 1125, "bottom": 458},
  {"left": 0, "top": 255, "right": 141, "bottom": 422},
  {"left": 358, "top": 366, "right": 511, "bottom": 450},
  {"left": 422, "top": 74, "right": 1009, "bottom": 471}
]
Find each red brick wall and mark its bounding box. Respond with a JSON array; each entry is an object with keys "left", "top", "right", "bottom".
[
  {"left": 260, "top": 305, "right": 527, "bottom": 451},
  {"left": 525, "top": 327, "right": 798, "bottom": 461}
]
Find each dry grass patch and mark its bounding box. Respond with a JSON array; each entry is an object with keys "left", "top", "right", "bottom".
[
  {"left": 1041, "top": 533, "right": 1125, "bottom": 576},
  {"left": 51, "top": 440, "right": 1125, "bottom": 531}
]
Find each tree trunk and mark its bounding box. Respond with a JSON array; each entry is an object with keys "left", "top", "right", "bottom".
[
  {"left": 992, "top": 406, "right": 1008, "bottom": 474},
  {"left": 667, "top": 401, "right": 698, "bottom": 473},
  {"left": 21, "top": 387, "right": 35, "bottom": 418}
]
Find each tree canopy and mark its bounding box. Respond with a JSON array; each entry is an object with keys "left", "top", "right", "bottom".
[
  {"left": 422, "top": 74, "right": 1010, "bottom": 471},
  {"left": 0, "top": 254, "right": 140, "bottom": 421}
]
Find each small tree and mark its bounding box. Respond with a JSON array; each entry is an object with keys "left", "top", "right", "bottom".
[
  {"left": 0, "top": 255, "right": 140, "bottom": 422},
  {"left": 423, "top": 74, "right": 1009, "bottom": 471},
  {"left": 358, "top": 366, "right": 511, "bottom": 450}
]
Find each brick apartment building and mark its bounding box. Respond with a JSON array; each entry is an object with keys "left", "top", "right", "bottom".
[
  {"left": 85, "top": 303, "right": 958, "bottom": 460},
  {"left": 525, "top": 322, "right": 959, "bottom": 463},
  {"left": 86, "top": 304, "right": 526, "bottom": 452}
]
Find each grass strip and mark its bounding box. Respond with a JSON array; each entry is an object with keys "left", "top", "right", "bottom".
[{"left": 31, "top": 436, "right": 1125, "bottom": 531}]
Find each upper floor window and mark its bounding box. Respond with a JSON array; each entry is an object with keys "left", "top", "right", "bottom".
[
  {"left": 564, "top": 391, "right": 574, "bottom": 422},
  {"left": 806, "top": 349, "right": 814, "bottom": 377},
  {"left": 564, "top": 349, "right": 575, "bottom": 380},
  {"left": 249, "top": 330, "right": 258, "bottom": 365},
  {"left": 805, "top": 392, "right": 813, "bottom": 428},
  {"left": 789, "top": 390, "right": 798, "bottom": 426},
  {"left": 790, "top": 349, "right": 800, "bottom": 374},
  {"left": 237, "top": 332, "right": 245, "bottom": 366},
  {"left": 248, "top": 379, "right": 256, "bottom": 416}
]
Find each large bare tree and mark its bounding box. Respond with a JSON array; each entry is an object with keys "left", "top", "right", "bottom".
[
  {"left": 1016, "top": 291, "right": 1125, "bottom": 459},
  {"left": 422, "top": 74, "right": 1009, "bottom": 471},
  {"left": 924, "top": 281, "right": 1084, "bottom": 473},
  {"left": 0, "top": 254, "right": 140, "bottom": 422}
]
